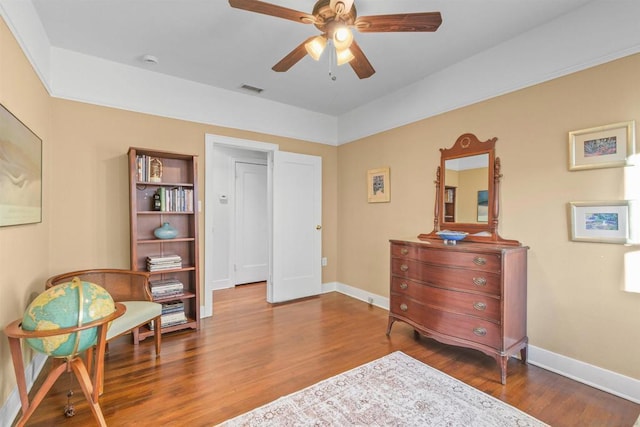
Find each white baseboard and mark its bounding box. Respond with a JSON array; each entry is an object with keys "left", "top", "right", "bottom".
[
  {"left": 0, "top": 352, "right": 47, "bottom": 426},
  {"left": 528, "top": 345, "right": 640, "bottom": 404},
  {"left": 332, "top": 281, "right": 640, "bottom": 404}
]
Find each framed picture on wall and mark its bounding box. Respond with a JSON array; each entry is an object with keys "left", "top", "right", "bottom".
[
  {"left": 569, "top": 201, "right": 633, "bottom": 244},
  {"left": 568, "top": 120, "right": 636, "bottom": 170},
  {"left": 0, "top": 103, "right": 42, "bottom": 227},
  {"left": 367, "top": 167, "right": 390, "bottom": 203}
]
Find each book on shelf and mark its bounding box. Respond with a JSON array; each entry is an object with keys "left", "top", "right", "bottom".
[
  {"left": 154, "top": 187, "right": 193, "bottom": 212},
  {"left": 147, "top": 254, "right": 182, "bottom": 272},
  {"left": 149, "top": 302, "right": 188, "bottom": 330},
  {"left": 150, "top": 278, "right": 184, "bottom": 299}
]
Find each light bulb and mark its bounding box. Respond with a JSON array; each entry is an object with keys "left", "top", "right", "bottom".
[
  {"left": 336, "top": 48, "right": 355, "bottom": 65},
  {"left": 333, "top": 27, "right": 353, "bottom": 51},
  {"left": 305, "top": 36, "right": 327, "bottom": 61}
]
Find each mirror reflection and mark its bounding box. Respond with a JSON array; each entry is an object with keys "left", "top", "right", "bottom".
[{"left": 443, "top": 154, "right": 489, "bottom": 224}]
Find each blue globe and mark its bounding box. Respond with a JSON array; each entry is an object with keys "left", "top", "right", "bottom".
[{"left": 22, "top": 277, "right": 115, "bottom": 357}]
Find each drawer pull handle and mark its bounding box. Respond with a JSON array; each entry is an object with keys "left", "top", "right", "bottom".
[
  {"left": 473, "top": 277, "right": 487, "bottom": 287},
  {"left": 400, "top": 303, "right": 408, "bottom": 312},
  {"left": 473, "top": 327, "right": 487, "bottom": 337},
  {"left": 400, "top": 282, "right": 408, "bottom": 290},
  {"left": 400, "top": 248, "right": 409, "bottom": 255},
  {"left": 400, "top": 264, "right": 409, "bottom": 272},
  {"left": 473, "top": 257, "right": 487, "bottom": 266},
  {"left": 473, "top": 302, "right": 487, "bottom": 311}
]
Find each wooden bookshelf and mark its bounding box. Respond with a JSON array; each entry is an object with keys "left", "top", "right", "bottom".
[
  {"left": 128, "top": 147, "right": 200, "bottom": 342},
  {"left": 444, "top": 186, "right": 456, "bottom": 223}
]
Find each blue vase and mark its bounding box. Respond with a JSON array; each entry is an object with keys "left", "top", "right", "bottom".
[{"left": 154, "top": 222, "right": 178, "bottom": 239}]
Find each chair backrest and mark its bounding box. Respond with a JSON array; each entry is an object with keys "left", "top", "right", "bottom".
[{"left": 45, "top": 269, "right": 152, "bottom": 302}]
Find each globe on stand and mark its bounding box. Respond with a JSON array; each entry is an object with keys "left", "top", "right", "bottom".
[{"left": 21, "top": 277, "right": 115, "bottom": 358}]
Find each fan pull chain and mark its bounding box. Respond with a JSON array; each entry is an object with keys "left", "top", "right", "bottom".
[{"left": 328, "top": 40, "right": 337, "bottom": 81}]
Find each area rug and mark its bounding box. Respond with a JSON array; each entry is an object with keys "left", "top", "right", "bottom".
[{"left": 217, "top": 351, "right": 548, "bottom": 426}]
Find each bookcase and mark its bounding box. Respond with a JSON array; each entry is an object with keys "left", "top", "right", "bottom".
[
  {"left": 128, "top": 147, "right": 200, "bottom": 342},
  {"left": 444, "top": 186, "right": 456, "bottom": 223}
]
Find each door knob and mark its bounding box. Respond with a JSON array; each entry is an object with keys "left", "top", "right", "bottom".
[{"left": 316, "top": 225, "right": 322, "bottom": 230}]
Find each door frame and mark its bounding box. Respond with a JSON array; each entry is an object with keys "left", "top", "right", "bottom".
[{"left": 204, "top": 134, "right": 278, "bottom": 317}]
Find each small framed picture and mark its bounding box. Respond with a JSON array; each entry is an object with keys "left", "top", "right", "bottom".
[
  {"left": 569, "top": 201, "right": 632, "bottom": 244},
  {"left": 367, "top": 167, "right": 390, "bottom": 203},
  {"left": 568, "top": 121, "right": 636, "bottom": 170}
]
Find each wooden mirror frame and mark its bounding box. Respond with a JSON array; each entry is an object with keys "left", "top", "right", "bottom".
[{"left": 419, "top": 133, "right": 520, "bottom": 245}]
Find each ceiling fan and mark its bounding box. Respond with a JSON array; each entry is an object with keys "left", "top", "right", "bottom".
[{"left": 228, "top": 0, "right": 442, "bottom": 79}]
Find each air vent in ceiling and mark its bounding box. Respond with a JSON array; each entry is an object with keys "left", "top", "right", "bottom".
[{"left": 240, "top": 84, "right": 264, "bottom": 94}]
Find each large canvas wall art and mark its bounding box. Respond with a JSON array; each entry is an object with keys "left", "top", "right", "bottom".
[{"left": 0, "top": 103, "right": 42, "bottom": 227}]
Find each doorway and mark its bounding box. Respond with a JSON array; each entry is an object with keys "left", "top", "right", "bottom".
[
  {"left": 234, "top": 160, "right": 268, "bottom": 285},
  {"left": 204, "top": 134, "right": 322, "bottom": 316}
]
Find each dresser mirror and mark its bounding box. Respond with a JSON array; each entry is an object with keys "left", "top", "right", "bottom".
[{"left": 419, "top": 133, "right": 520, "bottom": 245}]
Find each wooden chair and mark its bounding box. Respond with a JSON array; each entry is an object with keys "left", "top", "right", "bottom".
[{"left": 46, "top": 269, "right": 162, "bottom": 393}]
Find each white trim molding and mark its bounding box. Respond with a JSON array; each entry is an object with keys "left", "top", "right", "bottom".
[
  {"left": 333, "top": 282, "right": 640, "bottom": 404},
  {"left": 0, "top": 353, "right": 47, "bottom": 427}
]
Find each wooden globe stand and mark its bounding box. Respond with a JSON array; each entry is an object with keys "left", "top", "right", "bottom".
[{"left": 4, "top": 302, "right": 125, "bottom": 427}]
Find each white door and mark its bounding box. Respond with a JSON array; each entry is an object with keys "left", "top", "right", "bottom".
[
  {"left": 234, "top": 161, "right": 268, "bottom": 285},
  {"left": 270, "top": 151, "right": 322, "bottom": 303}
]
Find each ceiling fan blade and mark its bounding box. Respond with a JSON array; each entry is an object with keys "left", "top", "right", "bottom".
[
  {"left": 355, "top": 12, "right": 442, "bottom": 33},
  {"left": 272, "top": 37, "right": 315, "bottom": 72},
  {"left": 348, "top": 40, "right": 375, "bottom": 79},
  {"left": 229, "top": 0, "right": 315, "bottom": 24}
]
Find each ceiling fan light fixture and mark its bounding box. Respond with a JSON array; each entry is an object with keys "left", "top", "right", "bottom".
[
  {"left": 305, "top": 35, "right": 327, "bottom": 61},
  {"left": 333, "top": 26, "right": 353, "bottom": 51},
  {"left": 336, "top": 47, "right": 355, "bottom": 65},
  {"left": 330, "top": 0, "right": 354, "bottom": 15}
]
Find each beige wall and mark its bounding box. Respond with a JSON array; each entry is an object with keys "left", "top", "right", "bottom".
[
  {"left": 47, "top": 100, "right": 338, "bottom": 284},
  {"left": 338, "top": 53, "right": 640, "bottom": 378},
  {"left": 2, "top": 13, "right": 640, "bottom": 409},
  {"left": 0, "top": 19, "right": 52, "bottom": 403},
  {"left": 0, "top": 17, "right": 338, "bottom": 406}
]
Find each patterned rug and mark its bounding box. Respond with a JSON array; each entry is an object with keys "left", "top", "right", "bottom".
[{"left": 217, "top": 351, "right": 548, "bottom": 426}]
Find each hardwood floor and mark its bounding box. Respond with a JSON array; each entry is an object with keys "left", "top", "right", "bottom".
[{"left": 18, "top": 283, "right": 640, "bottom": 426}]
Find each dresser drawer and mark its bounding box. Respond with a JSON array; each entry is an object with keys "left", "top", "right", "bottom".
[
  {"left": 389, "top": 294, "right": 425, "bottom": 324},
  {"left": 391, "top": 259, "right": 501, "bottom": 296},
  {"left": 391, "top": 277, "right": 500, "bottom": 321},
  {"left": 418, "top": 248, "right": 501, "bottom": 273},
  {"left": 391, "top": 243, "right": 419, "bottom": 259},
  {"left": 423, "top": 308, "right": 501, "bottom": 349}
]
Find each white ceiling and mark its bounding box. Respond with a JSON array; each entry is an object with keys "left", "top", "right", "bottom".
[{"left": 30, "top": 0, "right": 596, "bottom": 117}]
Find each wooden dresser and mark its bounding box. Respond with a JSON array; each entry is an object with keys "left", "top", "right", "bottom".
[{"left": 387, "top": 238, "right": 528, "bottom": 384}]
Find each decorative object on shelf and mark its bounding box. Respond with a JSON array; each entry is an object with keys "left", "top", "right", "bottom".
[
  {"left": 149, "top": 157, "right": 163, "bottom": 182},
  {"left": 367, "top": 167, "right": 390, "bottom": 203},
  {"left": 568, "top": 120, "right": 636, "bottom": 170},
  {"left": 436, "top": 230, "right": 468, "bottom": 245},
  {"left": 153, "top": 222, "right": 178, "bottom": 239},
  {"left": 569, "top": 200, "right": 634, "bottom": 244},
  {"left": 152, "top": 191, "right": 162, "bottom": 211},
  {"left": 0, "top": 102, "right": 42, "bottom": 227}
]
